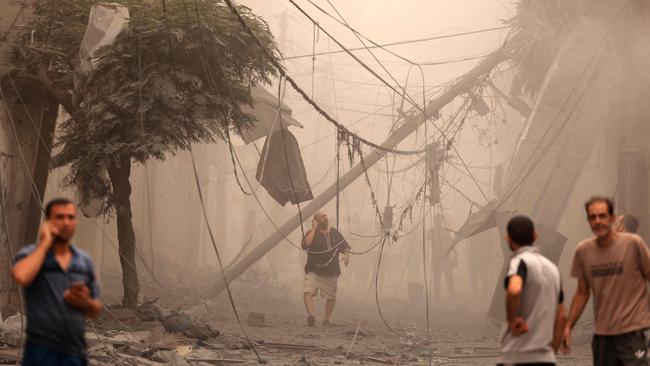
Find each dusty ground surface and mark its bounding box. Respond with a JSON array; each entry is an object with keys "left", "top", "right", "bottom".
[
  {"left": 193, "top": 298, "right": 593, "bottom": 365},
  {"left": 0, "top": 282, "right": 593, "bottom": 365}
]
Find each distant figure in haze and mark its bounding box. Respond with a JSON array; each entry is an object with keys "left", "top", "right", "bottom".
[
  {"left": 615, "top": 213, "right": 639, "bottom": 234},
  {"left": 302, "top": 211, "right": 351, "bottom": 326},
  {"left": 12, "top": 198, "right": 102, "bottom": 366},
  {"left": 429, "top": 214, "right": 458, "bottom": 304},
  {"left": 498, "top": 215, "right": 565, "bottom": 366},
  {"left": 468, "top": 234, "right": 492, "bottom": 299},
  {"left": 430, "top": 214, "right": 457, "bottom": 306},
  {"left": 563, "top": 197, "right": 650, "bottom": 365}
]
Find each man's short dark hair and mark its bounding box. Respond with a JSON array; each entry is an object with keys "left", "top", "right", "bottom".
[
  {"left": 507, "top": 215, "right": 535, "bottom": 246},
  {"left": 622, "top": 214, "right": 639, "bottom": 234},
  {"left": 584, "top": 196, "right": 614, "bottom": 216},
  {"left": 45, "top": 198, "right": 74, "bottom": 218}
]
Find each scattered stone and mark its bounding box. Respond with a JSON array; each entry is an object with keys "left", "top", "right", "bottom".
[
  {"left": 103, "top": 330, "right": 149, "bottom": 345},
  {"left": 175, "top": 344, "right": 193, "bottom": 356},
  {"left": 184, "top": 323, "right": 220, "bottom": 340},
  {"left": 185, "top": 346, "right": 223, "bottom": 362},
  {"left": 400, "top": 353, "right": 419, "bottom": 362},
  {"left": 247, "top": 312, "right": 268, "bottom": 327},
  {"left": 135, "top": 321, "right": 166, "bottom": 343},
  {"left": 148, "top": 350, "right": 173, "bottom": 363},
  {"left": 103, "top": 308, "right": 141, "bottom": 327},
  {"left": 0, "top": 313, "right": 25, "bottom": 346},
  {"left": 162, "top": 312, "right": 192, "bottom": 333},
  {"left": 114, "top": 342, "right": 145, "bottom": 357},
  {"left": 137, "top": 299, "right": 164, "bottom": 321},
  {"left": 415, "top": 344, "right": 432, "bottom": 357},
  {"left": 199, "top": 339, "right": 226, "bottom": 350}
]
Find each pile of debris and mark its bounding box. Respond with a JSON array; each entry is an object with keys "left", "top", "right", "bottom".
[{"left": 0, "top": 300, "right": 240, "bottom": 366}]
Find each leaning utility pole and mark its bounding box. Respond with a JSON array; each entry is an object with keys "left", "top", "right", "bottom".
[{"left": 205, "top": 50, "right": 507, "bottom": 298}]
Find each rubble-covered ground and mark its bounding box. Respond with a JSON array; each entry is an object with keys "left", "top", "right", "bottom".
[{"left": 0, "top": 282, "right": 593, "bottom": 365}]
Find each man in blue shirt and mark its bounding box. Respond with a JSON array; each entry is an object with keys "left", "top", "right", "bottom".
[{"left": 12, "top": 198, "right": 102, "bottom": 366}]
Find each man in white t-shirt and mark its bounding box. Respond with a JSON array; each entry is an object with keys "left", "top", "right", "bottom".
[{"left": 499, "top": 215, "right": 565, "bottom": 366}]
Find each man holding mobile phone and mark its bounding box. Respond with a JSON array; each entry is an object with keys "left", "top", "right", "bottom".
[
  {"left": 12, "top": 198, "right": 102, "bottom": 366},
  {"left": 302, "top": 211, "right": 351, "bottom": 327}
]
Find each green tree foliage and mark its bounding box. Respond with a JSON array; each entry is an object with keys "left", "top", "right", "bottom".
[
  {"left": 13, "top": 0, "right": 279, "bottom": 211},
  {"left": 10, "top": 0, "right": 280, "bottom": 307}
]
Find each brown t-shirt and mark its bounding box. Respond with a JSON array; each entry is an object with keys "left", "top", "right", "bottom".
[{"left": 571, "top": 232, "right": 650, "bottom": 335}]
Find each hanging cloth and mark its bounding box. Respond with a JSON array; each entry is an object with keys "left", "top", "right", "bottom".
[{"left": 255, "top": 129, "right": 313, "bottom": 206}]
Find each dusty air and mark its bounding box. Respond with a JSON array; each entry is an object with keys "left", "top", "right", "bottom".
[{"left": 1, "top": 1, "right": 649, "bottom": 365}]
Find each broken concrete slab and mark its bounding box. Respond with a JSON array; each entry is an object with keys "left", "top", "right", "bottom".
[
  {"left": 162, "top": 312, "right": 192, "bottom": 333},
  {"left": 0, "top": 313, "right": 25, "bottom": 346},
  {"left": 137, "top": 299, "right": 164, "bottom": 321}
]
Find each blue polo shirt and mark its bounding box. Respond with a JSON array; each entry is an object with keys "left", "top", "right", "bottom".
[{"left": 14, "top": 243, "right": 100, "bottom": 358}]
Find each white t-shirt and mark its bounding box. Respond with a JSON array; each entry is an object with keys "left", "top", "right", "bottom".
[{"left": 500, "top": 246, "right": 563, "bottom": 364}]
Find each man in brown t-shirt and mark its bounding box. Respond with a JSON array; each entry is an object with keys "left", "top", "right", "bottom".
[{"left": 563, "top": 196, "right": 650, "bottom": 365}]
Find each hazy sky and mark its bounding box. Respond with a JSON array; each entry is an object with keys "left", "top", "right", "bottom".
[{"left": 233, "top": 0, "right": 519, "bottom": 229}]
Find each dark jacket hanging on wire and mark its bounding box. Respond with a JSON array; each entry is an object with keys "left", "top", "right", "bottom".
[{"left": 256, "top": 128, "right": 313, "bottom": 206}]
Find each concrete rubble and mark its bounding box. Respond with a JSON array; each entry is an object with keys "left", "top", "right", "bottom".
[{"left": 0, "top": 290, "right": 594, "bottom": 365}]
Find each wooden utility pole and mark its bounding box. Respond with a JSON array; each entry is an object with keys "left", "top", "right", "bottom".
[{"left": 205, "top": 51, "right": 507, "bottom": 298}]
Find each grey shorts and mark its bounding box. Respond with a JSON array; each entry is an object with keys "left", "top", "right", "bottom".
[{"left": 592, "top": 328, "right": 650, "bottom": 366}]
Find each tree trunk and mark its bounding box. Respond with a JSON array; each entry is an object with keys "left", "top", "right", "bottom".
[
  {"left": 23, "top": 98, "right": 59, "bottom": 245},
  {"left": 107, "top": 155, "right": 139, "bottom": 308}
]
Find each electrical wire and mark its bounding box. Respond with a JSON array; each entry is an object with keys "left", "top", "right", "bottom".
[
  {"left": 189, "top": 150, "right": 264, "bottom": 362},
  {"left": 437, "top": 0, "right": 632, "bottom": 263},
  {"left": 283, "top": 25, "right": 510, "bottom": 60},
  {"left": 289, "top": 0, "right": 420, "bottom": 108},
  {"left": 0, "top": 172, "right": 26, "bottom": 363},
  {"left": 3, "top": 73, "right": 185, "bottom": 302},
  {"left": 293, "top": 0, "right": 505, "bottom": 209},
  {"left": 222, "top": 0, "right": 449, "bottom": 157}
]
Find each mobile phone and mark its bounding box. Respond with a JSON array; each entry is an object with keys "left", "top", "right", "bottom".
[{"left": 71, "top": 281, "right": 86, "bottom": 289}]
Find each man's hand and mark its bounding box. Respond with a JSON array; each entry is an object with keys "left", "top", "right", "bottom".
[
  {"left": 64, "top": 283, "right": 91, "bottom": 309},
  {"left": 561, "top": 326, "right": 572, "bottom": 354},
  {"left": 64, "top": 283, "right": 102, "bottom": 319},
  {"left": 311, "top": 220, "right": 318, "bottom": 231},
  {"left": 13, "top": 221, "right": 58, "bottom": 287},
  {"left": 509, "top": 316, "right": 529, "bottom": 336},
  {"left": 342, "top": 251, "right": 350, "bottom": 267},
  {"left": 38, "top": 221, "right": 58, "bottom": 250}
]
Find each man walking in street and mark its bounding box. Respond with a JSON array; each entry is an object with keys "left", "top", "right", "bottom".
[
  {"left": 499, "top": 215, "right": 565, "bottom": 365},
  {"left": 563, "top": 197, "right": 650, "bottom": 365},
  {"left": 302, "top": 211, "right": 351, "bottom": 326},
  {"left": 12, "top": 198, "right": 102, "bottom": 366}
]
